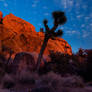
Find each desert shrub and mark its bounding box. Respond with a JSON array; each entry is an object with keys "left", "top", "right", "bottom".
[
  {"left": 71, "top": 54, "right": 87, "bottom": 74},
  {"left": 0, "top": 54, "right": 13, "bottom": 74},
  {"left": 36, "top": 72, "right": 62, "bottom": 87},
  {"left": 72, "top": 49, "right": 92, "bottom": 82},
  {"left": 2, "top": 74, "right": 15, "bottom": 89},
  {"left": 39, "top": 51, "right": 77, "bottom": 75},
  {"left": 83, "top": 49, "right": 92, "bottom": 81},
  {"left": 0, "top": 54, "right": 7, "bottom": 80},
  {"left": 39, "top": 51, "right": 90, "bottom": 83},
  {"left": 0, "top": 68, "right": 5, "bottom": 82},
  {"left": 0, "top": 62, "right": 5, "bottom": 79},
  {"left": 61, "top": 75, "right": 84, "bottom": 88},
  {"left": 17, "top": 69, "right": 39, "bottom": 85},
  {"left": 0, "top": 54, "right": 6, "bottom": 63},
  {"left": 36, "top": 72, "right": 84, "bottom": 91},
  {"left": 31, "top": 86, "right": 55, "bottom": 92},
  {"left": 0, "top": 54, "right": 6, "bottom": 70}
]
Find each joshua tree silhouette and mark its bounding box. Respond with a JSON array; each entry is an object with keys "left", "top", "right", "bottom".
[{"left": 36, "top": 11, "right": 67, "bottom": 72}]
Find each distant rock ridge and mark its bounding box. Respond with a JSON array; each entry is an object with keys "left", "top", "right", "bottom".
[{"left": 0, "top": 12, "right": 72, "bottom": 59}]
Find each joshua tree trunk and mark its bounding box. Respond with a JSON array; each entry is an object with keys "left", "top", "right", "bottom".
[{"left": 36, "top": 37, "right": 49, "bottom": 72}]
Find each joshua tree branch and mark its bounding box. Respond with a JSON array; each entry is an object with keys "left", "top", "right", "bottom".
[
  {"left": 54, "top": 29, "right": 63, "bottom": 37},
  {"left": 51, "top": 23, "right": 58, "bottom": 32},
  {"left": 44, "top": 23, "right": 50, "bottom": 31}
]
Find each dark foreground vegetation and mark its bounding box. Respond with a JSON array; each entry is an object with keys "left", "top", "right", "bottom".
[
  {"left": 39, "top": 49, "right": 92, "bottom": 82},
  {"left": 0, "top": 48, "right": 92, "bottom": 92}
]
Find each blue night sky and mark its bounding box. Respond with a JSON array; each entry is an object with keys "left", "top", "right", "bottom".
[{"left": 0, "top": 0, "right": 92, "bottom": 53}]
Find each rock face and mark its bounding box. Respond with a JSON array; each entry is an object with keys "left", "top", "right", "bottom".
[
  {"left": 0, "top": 11, "right": 3, "bottom": 24},
  {"left": 0, "top": 12, "right": 72, "bottom": 59}
]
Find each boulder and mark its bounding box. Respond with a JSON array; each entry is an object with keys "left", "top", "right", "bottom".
[
  {"left": 0, "top": 12, "right": 72, "bottom": 59},
  {"left": 12, "top": 52, "right": 51, "bottom": 73},
  {"left": 12, "top": 52, "right": 35, "bottom": 73}
]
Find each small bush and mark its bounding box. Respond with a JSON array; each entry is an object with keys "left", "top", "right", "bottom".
[
  {"left": 36, "top": 72, "right": 84, "bottom": 90},
  {"left": 18, "top": 69, "right": 39, "bottom": 85},
  {"left": 31, "top": 86, "right": 55, "bottom": 92},
  {"left": 39, "top": 51, "right": 77, "bottom": 75},
  {"left": 61, "top": 75, "right": 84, "bottom": 88},
  {"left": 36, "top": 72, "right": 61, "bottom": 88},
  {"left": 2, "top": 74, "right": 15, "bottom": 89}
]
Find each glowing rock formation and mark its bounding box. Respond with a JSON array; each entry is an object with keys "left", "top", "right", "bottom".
[{"left": 0, "top": 12, "right": 72, "bottom": 59}]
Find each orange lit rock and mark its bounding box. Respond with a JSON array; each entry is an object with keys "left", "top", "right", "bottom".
[
  {"left": 0, "top": 13, "right": 72, "bottom": 59},
  {"left": 0, "top": 11, "right": 3, "bottom": 24}
]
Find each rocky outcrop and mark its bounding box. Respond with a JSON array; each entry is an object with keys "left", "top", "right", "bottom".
[
  {"left": 12, "top": 52, "right": 35, "bottom": 73},
  {"left": 0, "top": 11, "right": 3, "bottom": 24},
  {"left": 0, "top": 12, "right": 72, "bottom": 59}
]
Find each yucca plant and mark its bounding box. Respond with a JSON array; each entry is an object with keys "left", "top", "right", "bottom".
[{"left": 36, "top": 11, "right": 67, "bottom": 72}]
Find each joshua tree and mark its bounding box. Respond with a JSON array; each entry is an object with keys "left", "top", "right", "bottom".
[{"left": 36, "top": 11, "right": 67, "bottom": 72}]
